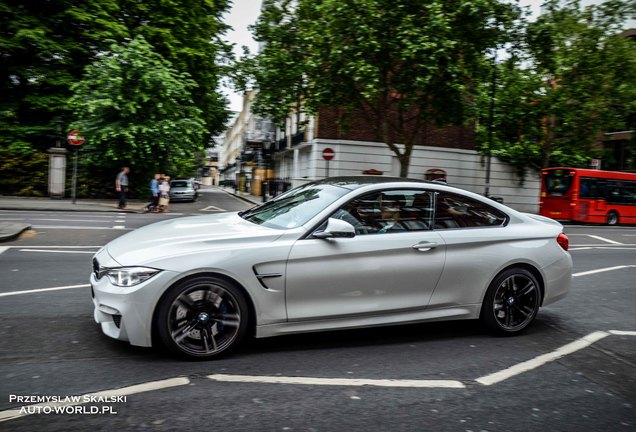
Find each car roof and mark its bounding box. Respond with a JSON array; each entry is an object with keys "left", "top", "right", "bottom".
[{"left": 313, "top": 176, "right": 436, "bottom": 190}]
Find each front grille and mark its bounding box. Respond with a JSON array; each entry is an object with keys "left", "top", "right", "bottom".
[{"left": 112, "top": 315, "right": 122, "bottom": 328}]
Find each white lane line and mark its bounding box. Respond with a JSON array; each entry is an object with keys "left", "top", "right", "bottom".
[
  {"left": 201, "top": 205, "right": 226, "bottom": 212},
  {"left": 9, "top": 246, "right": 102, "bottom": 249},
  {"left": 30, "top": 218, "right": 116, "bottom": 223},
  {"left": 0, "top": 377, "right": 190, "bottom": 423},
  {"left": 32, "top": 226, "right": 132, "bottom": 230},
  {"left": 208, "top": 374, "right": 465, "bottom": 389},
  {"left": 0, "top": 247, "right": 8, "bottom": 256},
  {"left": 573, "top": 265, "right": 636, "bottom": 277},
  {"left": 475, "top": 331, "right": 611, "bottom": 386},
  {"left": 19, "top": 249, "right": 96, "bottom": 254},
  {"left": 609, "top": 330, "right": 636, "bottom": 336},
  {"left": 0, "top": 284, "right": 90, "bottom": 298},
  {"left": 586, "top": 235, "right": 623, "bottom": 245}
]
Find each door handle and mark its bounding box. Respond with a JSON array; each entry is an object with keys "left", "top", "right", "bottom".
[{"left": 412, "top": 241, "right": 439, "bottom": 251}]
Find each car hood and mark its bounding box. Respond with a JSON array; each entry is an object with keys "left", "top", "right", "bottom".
[{"left": 106, "top": 212, "right": 284, "bottom": 266}]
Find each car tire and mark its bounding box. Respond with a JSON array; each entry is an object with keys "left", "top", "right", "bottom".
[
  {"left": 607, "top": 211, "right": 619, "bottom": 226},
  {"left": 155, "top": 276, "right": 249, "bottom": 360},
  {"left": 480, "top": 268, "right": 541, "bottom": 335}
]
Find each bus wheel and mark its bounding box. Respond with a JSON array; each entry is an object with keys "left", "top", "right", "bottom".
[{"left": 607, "top": 211, "right": 619, "bottom": 226}]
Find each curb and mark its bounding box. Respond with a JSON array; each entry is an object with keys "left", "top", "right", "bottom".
[{"left": 0, "top": 223, "right": 32, "bottom": 243}]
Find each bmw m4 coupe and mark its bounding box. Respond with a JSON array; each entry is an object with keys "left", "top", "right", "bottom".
[{"left": 91, "top": 177, "right": 572, "bottom": 359}]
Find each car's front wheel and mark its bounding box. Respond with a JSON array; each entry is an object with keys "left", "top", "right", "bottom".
[
  {"left": 156, "top": 276, "right": 249, "bottom": 359},
  {"left": 480, "top": 268, "right": 541, "bottom": 335}
]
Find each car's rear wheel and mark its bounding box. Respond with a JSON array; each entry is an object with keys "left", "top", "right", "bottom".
[
  {"left": 156, "top": 276, "right": 248, "bottom": 359},
  {"left": 480, "top": 268, "right": 541, "bottom": 335}
]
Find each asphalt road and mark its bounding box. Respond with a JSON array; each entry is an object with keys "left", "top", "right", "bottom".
[{"left": 0, "top": 191, "right": 634, "bottom": 431}]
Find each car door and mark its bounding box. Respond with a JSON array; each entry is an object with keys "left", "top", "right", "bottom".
[
  {"left": 428, "top": 191, "right": 511, "bottom": 308},
  {"left": 284, "top": 189, "right": 446, "bottom": 320}
]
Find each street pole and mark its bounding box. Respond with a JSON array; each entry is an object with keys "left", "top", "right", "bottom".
[
  {"left": 71, "top": 148, "right": 78, "bottom": 204},
  {"left": 485, "top": 52, "right": 497, "bottom": 198}
]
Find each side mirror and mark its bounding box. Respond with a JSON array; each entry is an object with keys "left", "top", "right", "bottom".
[{"left": 313, "top": 218, "right": 356, "bottom": 239}]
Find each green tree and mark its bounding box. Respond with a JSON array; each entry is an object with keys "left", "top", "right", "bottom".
[
  {"left": 238, "top": 0, "right": 520, "bottom": 177},
  {"left": 69, "top": 36, "right": 206, "bottom": 196},
  {"left": 0, "top": 0, "right": 230, "bottom": 196},
  {"left": 478, "top": 0, "right": 636, "bottom": 177},
  {"left": 0, "top": 0, "right": 126, "bottom": 194},
  {"left": 118, "top": 0, "right": 232, "bottom": 136}
]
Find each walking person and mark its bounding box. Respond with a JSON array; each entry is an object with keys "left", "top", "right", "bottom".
[
  {"left": 143, "top": 173, "right": 161, "bottom": 213},
  {"left": 115, "top": 167, "right": 130, "bottom": 209},
  {"left": 158, "top": 175, "right": 171, "bottom": 212}
]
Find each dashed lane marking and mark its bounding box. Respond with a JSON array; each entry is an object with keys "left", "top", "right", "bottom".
[
  {"left": 18, "top": 249, "right": 96, "bottom": 254},
  {"left": 573, "top": 265, "right": 636, "bottom": 277},
  {"left": 208, "top": 374, "right": 465, "bottom": 388},
  {"left": 585, "top": 235, "right": 623, "bottom": 245},
  {"left": 0, "top": 284, "right": 90, "bottom": 298}
]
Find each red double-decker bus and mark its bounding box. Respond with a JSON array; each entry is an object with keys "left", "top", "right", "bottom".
[{"left": 539, "top": 167, "right": 636, "bottom": 225}]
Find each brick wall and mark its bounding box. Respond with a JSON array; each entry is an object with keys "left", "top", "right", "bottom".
[{"left": 316, "top": 106, "right": 476, "bottom": 150}]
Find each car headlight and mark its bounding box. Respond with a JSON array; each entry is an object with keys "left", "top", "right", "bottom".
[{"left": 106, "top": 267, "right": 160, "bottom": 287}]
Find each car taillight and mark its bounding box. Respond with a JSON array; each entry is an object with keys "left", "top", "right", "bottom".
[{"left": 557, "top": 233, "right": 569, "bottom": 251}]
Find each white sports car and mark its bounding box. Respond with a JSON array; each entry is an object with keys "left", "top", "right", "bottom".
[{"left": 91, "top": 177, "right": 572, "bottom": 359}]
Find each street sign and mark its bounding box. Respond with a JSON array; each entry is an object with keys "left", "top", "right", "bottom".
[
  {"left": 322, "top": 147, "right": 335, "bottom": 161},
  {"left": 67, "top": 130, "right": 85, "bottom": 146}
]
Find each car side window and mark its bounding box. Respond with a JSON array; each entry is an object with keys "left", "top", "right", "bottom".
[
  {"left": 331, "top": 189, "right": 434, "bottom": 235},
  {"left": 433, "top": 192, "right": 507, "bottom": 229}
]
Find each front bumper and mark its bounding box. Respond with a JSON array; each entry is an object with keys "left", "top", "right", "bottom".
[{"left": 91, "top": 269, "right": 179, "bottom": 347}]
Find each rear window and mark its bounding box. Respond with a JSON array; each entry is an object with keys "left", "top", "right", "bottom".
[
  {"left": 543, "top": 170, "right": 573, "bottom": 196},
  {"left": 434, "top": 192, "right": 507, "bottom": 229}
]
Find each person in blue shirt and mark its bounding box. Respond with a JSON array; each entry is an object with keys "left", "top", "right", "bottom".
[{"left": 143, "top": 173, "right": 161, "bottom": 213}]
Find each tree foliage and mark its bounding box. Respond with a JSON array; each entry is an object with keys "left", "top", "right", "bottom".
[
  {"left": 69, "top": 36, "right": 206, "bottom": 197},
  {"left": 0, "top": 0, "right": 230, "bottom": 196},
  {"left": 476, "top": 0, "right": 636, "bottom": 179},
  {"left": 237, "top": 0, "right": 521, "bottom": 177}
]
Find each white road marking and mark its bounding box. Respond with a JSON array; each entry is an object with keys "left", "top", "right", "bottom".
[
  {"left": 0, "top": 284, "right": 90, "bottom": 297},
  {"left": 32, "top": 225, "right": 132, "bottom": 230},
  {"left": 4, "top": 246, "right": 102, "bottom": 249},
  {"left": 609, "top": 330, "right": 636, "bottom": 336},
  {"left": 208, "top": 374, "right": 465, "bottom": 388},
  {"left": 475, "top": 331, "right": 611, "bottom": 386},
  {"left": 0, "top": 377, "right": 190, "bottom": 423},
  {"left": 573, "top": 265, "right": 636, "bottom": 277},
  {"left": 201, "top": 205, "right": 226, "bottom": 211},
  {"left": 0, "top": 247, "right": 8, "bottom": 256},
  {"left": 18, "top": 249, "right": 96, "bottom": 254},
  {"left": 0, "top": 330, "right": 632, "bottom": 424},
  {"left": 586, "top": 235, "right": 623, "bottom": 245}
]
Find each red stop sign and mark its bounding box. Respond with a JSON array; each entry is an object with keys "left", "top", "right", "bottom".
[
  {"left": 67, "top": 130, "right": 85, "bottom": 146},
  {"left": 322, "top": 147, "right": 335, "bottom": 161}
]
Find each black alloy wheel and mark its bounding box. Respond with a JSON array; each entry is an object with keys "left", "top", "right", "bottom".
[
  {"left": 156, "top": 276, "right": 249, "bottom": 359},
  {"left": 480, "top": 268, "right": 541, "bottom": 334}
]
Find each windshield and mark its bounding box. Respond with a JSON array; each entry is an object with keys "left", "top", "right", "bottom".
[
  {"left": 543, "top": 170, "right": 573, "bottom": 196},
  {"left": 240, "top": 183, "right": 350, "bottom": 229}
]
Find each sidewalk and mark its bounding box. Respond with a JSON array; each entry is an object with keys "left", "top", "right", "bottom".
[
  {"left": 0, "top": 196, "right": 146, "bottom": 242},
  {"left": 0, "top": 187, "right": 262, "bottom": 242}
]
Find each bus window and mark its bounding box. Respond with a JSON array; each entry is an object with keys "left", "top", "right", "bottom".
[{"left": 544, "top": 170, "right": 573, "bottom": 196}]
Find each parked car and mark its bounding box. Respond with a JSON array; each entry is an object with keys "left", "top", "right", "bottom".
[
  {"left": 91, "top": 176, "right": 572, "bottom": 359},
  {"left": 168, "top": 179, "right": 198, "bottom": 202}
]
